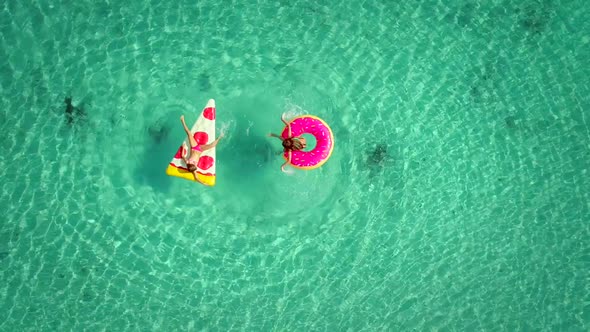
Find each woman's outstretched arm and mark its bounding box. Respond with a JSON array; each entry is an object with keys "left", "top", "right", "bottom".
[
  {"left": 281, "top": 114, "right": 292, "bottom": 137},
  {"left": 201, "top": 133, "right": 224, "bottom": 151},
  {"left": 268, "top": 133, "right": 284, "bottom": 141}
]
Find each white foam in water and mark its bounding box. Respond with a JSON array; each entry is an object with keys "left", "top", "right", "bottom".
[
  {"left": 282, "top": 165, "right": 296, "bottom": 175},
  {"left": 245, "top": 120, "right": 253, "bottom": 136},
  {"left": 219, "top": 121, "right": 231, "bottom": 136},
  {"left": 282, "top": 102, "right": 306, "bottom": 119},
  {"left": 218, "top": 120, "right": 234, "bottom": 141}
]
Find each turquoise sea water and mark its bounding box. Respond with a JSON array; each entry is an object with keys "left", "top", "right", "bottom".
[{"left": 1, "top": 0, "right": 589, "bottom": 331}]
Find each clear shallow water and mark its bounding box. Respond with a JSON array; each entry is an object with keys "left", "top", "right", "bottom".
[{"left": 0, "top": 0, "right": 589, "bottom": 331}]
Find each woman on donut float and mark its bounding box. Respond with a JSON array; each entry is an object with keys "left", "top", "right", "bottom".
[
  {"left": 268, "top": 114, "right": 306, "bottom": 172},
  {"left": 269, "top": 113, "right": 334, "bottom": 173}
]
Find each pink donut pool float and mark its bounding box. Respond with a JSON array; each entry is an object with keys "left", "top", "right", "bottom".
[{"left": 280, "top": 115, "right": 334, "bottom": 170}]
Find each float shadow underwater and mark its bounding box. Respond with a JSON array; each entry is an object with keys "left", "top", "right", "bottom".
[
  {"left": 220, "top": 133, "right": 275, "bottom": 183},
  {"left": 216, "top": 115, "right": 279, "bottom": 194},
  {"left": 215, "top": 95, "right": 279, "bottom": 189},
  {"left": 132, "top": 119, "right": 176, "bottom": 193}
]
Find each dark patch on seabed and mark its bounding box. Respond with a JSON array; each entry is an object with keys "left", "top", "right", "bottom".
[
  {"left": 455, "top": 3, "right": 477, "bottom": 27},
  {"left": 365, "top": 142, "right": 395, "bottom": 179},
  {"left": 147, "top": 119, "right": 171, "bottom": 144},
  {"left": 504, "top": 115, "right": 520, "bottom": 129},
  {"left": 445, "top": 0, "right": 555, "bottom": 37},
  {"left": 64, "top": 96, "right": 87, "bottom": 125},
  {"left": 367, "top": 143, "right": 389, "bottom": 166},
  {"left": 82, "top": 288, "right": 95, "bottom": 302},
  {"left": 467, "top": 60, "right": 501, "bottom": 104},
  {"left": 517, "top": 2, "right": 554, "bottom": 35},
  {"left": 198, "top": 72, "right": 212, "bottom": 91}
]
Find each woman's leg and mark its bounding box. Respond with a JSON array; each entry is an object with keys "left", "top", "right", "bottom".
[
  {"left": 281, "top": 150, "right": 292, "bottom": 173},
  {"left": 180, "top": 115, "right": 198, "bottom": 147}
]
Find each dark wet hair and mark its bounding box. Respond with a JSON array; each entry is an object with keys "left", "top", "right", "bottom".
[
  {"left": 282, "top": 137, "right": 304, "bottom": 151},
  {"left": 187, "top": 164, "right": 197, "bottom": 172}
]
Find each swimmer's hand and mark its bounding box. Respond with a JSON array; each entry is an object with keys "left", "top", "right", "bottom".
[{"left": 281, "top": 113, "right": 289, "bottom": 125}]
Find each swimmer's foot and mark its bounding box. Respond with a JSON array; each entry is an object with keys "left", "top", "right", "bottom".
[{"left": 180, "top": 115, "right": 185, "bottom": 123}]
